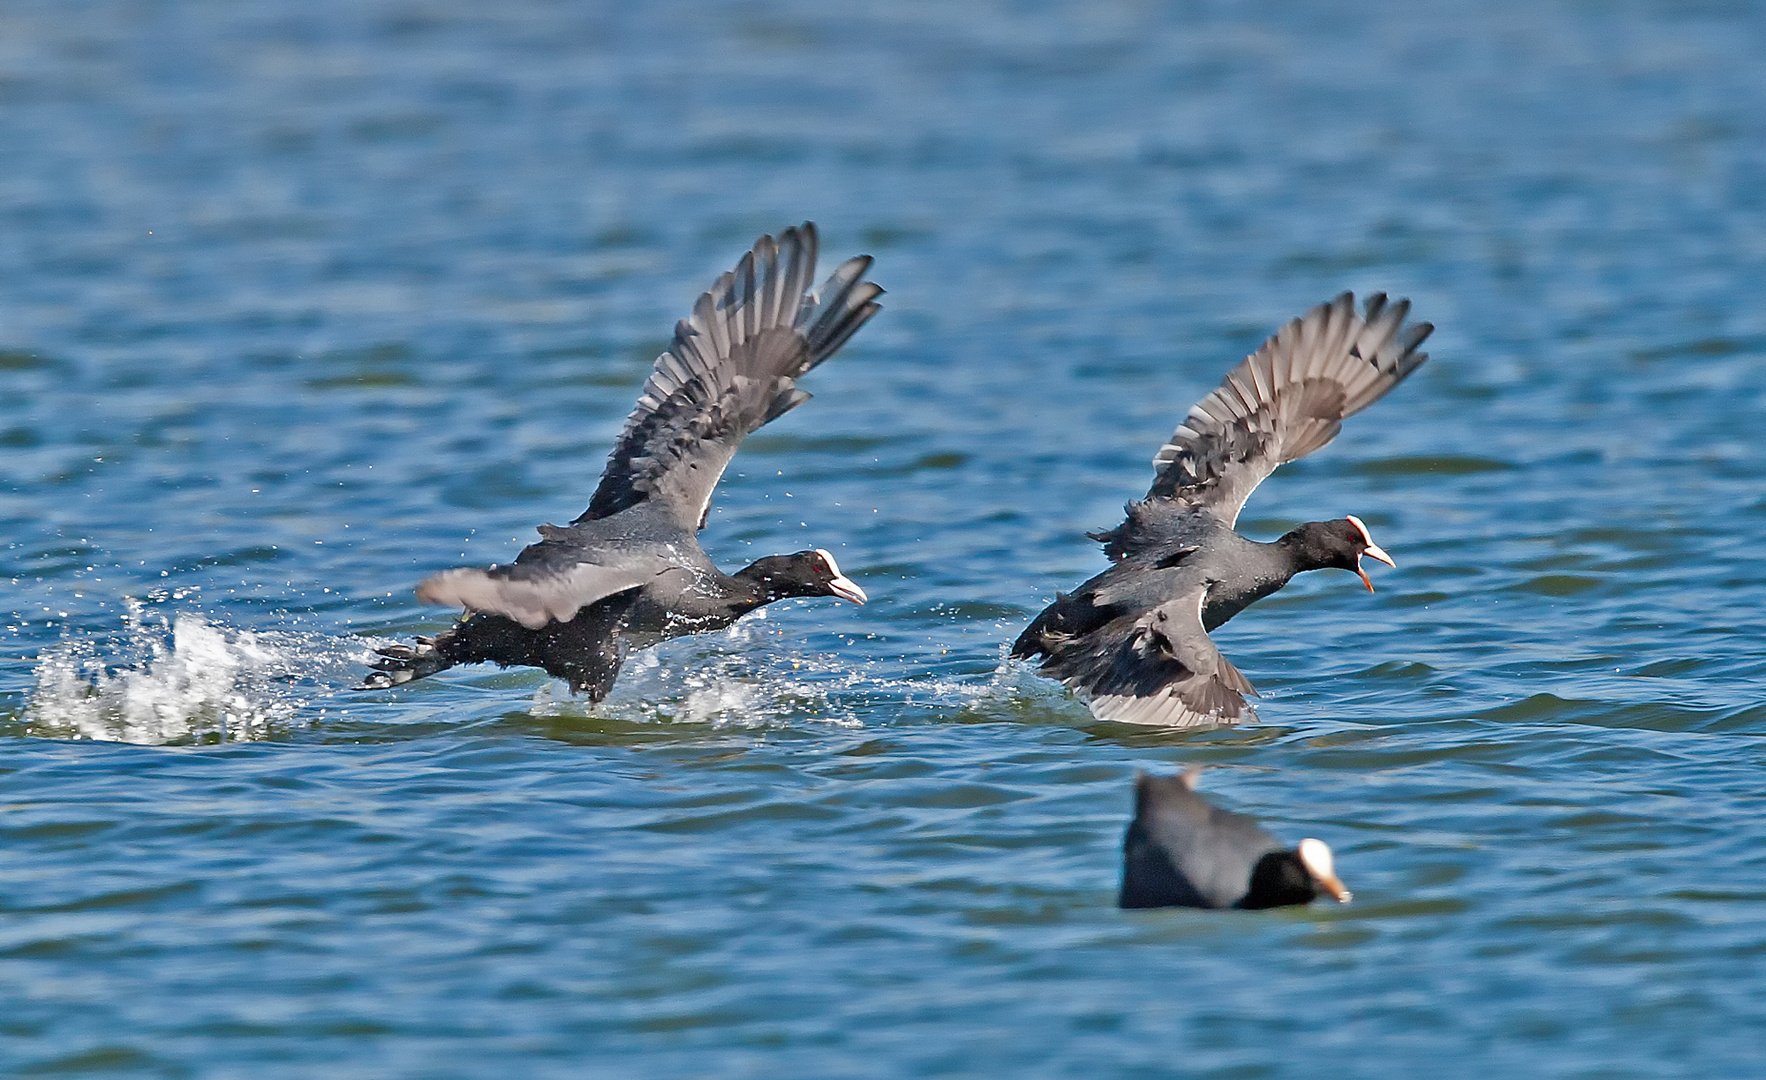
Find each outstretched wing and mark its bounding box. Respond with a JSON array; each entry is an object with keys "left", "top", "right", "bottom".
[
  {"left": 1144, "top": 292, "right": 1431, "bottom": 528},
  {"left": 579, "top": 222, "right": 883, "bottom": 532},
  {"left": 1039, "top": 585, "right": 1259, "bottom": 729}
]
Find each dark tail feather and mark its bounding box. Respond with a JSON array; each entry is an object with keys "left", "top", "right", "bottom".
[{"left": 357, "top": 636, "right": 454, "bottom": 690}]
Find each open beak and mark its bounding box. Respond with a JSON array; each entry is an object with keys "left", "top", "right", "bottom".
[
  {"left": 1345, "top": 515, "right": 1395, "bottom": 593},
  {"left": 828, "top": 575, "right": 868, "bottom": 605},
  {"left": 1355, "top": 544, "right": 1396, "bottom": 593}
]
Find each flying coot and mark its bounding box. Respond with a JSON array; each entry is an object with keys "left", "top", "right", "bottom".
[
  {"left": 1120, "top": 768, "right": 1351, "bottom": 911},
  {"left": 361, "top": 223, "right": 879, "bottom": 699},
  {"left": 1013, "top": 293, "right": 1430, "bottom": 727}
]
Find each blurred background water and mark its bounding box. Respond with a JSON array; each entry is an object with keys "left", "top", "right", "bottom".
[{"left": 3, "top": 0, "right": 1766, "bottom": 1075}]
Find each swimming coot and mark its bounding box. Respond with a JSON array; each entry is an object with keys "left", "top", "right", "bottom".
[
  {"left": 1120, "top": 768, "right": 1351, "bottom": 910},
  {"left": 361, "top": 223, "right": 879, "bottom": 698},
  {"left": 1013, "top": 293, "right": 1430, "bottom": 727}
]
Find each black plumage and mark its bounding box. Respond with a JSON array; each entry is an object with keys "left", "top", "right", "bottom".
[
  {"left": 1119, "top": 769, "right": 1351, "bottom": 911},
  {"left": 362, "top": 224, "right": 878, "bottom": 698},
  {"left": 1014, "top": 293, "right": 1430, "bottom": 727}
]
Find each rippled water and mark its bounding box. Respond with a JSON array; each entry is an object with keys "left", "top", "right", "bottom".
[{"left": 4, "top": 0, "right": 1766, "bottom": 1075}]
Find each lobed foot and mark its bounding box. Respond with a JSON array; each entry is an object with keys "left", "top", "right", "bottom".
[{"left": 355, "top": 636, "right": 449, "bottom": 690}]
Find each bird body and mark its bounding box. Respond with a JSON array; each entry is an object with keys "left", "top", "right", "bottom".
[
  {"left": 1119, "top": 769, "right": 1350, "bottom": 911},
  {"left": 1015, "top": 292, "right": 1429, "bottom": 727},
  {"left": 363, "top": 224, "right": 877, "bottom": 699}
]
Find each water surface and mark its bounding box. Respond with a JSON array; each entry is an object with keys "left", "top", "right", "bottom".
[{"left": 3, "top": 1, "right": 1766, "bottom": 1076}]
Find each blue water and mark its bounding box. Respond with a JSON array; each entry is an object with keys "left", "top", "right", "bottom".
[{"left": 4, "top": 0, "right": 1766, "bottom": 1075}]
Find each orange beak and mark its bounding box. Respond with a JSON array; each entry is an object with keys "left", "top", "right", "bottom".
[
  {"left": 1297, "top": 838, "right": 1352, "bottom": 903},
  {"left": 1345, "top": 516, "right": 1395, "bottom": 593},
  {"left": 1356, "top": 543, "right": 1396, "bottom": 592},
  {"left": 1315, "top": 872, "right": 1353, "bottom": 903}
]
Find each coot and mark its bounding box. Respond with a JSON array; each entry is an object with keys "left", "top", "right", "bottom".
[
  {"left": 1013, "top": 293, "right": 1430, "bottom": 726},
  {"left": 1120, "top": 768, "right": 1351, "bottom": 910},
  {"left": 362, "top": 224, "right": 879, "bottom": 698}
]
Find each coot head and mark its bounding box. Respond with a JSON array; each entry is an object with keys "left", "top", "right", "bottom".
[
  {"left": 1240, "top": 837, "right": 1353, "bottom": 909},
  {"left": 743, "top": 549, "right": 868, "bottom": 604},
  {"left": 1284, "top": 515, "right": 1396, "bottom": 591}
]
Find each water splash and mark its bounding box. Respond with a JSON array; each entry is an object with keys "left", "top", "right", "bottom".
[
  {"left": 517, "top": 609, "right": 861, "bottom": 728},
  {"left": 25, "top": 601, "right": 366, "bottom": 744},
  {"left": 519, "top": 614, "right": 1044, "bottom": 730}
]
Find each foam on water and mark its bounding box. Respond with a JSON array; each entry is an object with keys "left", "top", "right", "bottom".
[
  {"left": 26, "top": 601, "right": 367, "bottom": 744},
  {"left": 517, "top": 608, "right": 1002, "bottom": 729},
  {"left": 522, "top": 609, "right": 864, "bottom": 728}
]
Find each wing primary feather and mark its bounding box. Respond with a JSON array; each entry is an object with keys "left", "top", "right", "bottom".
[
  {"left": 778, "top": 223, "right": 818, "bottom": 323},
  {"left": 576, "top": 225, "right": 883, "bottom": 528},
  {"left": 803, "top": 256, "right": 882, "bottom": 367},
  {"left": 745, "top": 235, "right": 770, "bottom": 341},
  {"left": 1140, "top": 291, "right": 1431, "bottom": 526}
]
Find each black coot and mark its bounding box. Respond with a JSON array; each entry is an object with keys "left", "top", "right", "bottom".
[
  {"left": 362, "top": 224, "right": 879, "bottom": 698},
  {"left": 1013, "top": 293, "right": 1430, "bottom": 727},
  {"left": 1120, "top": 769, "right": 1351, "bottom": 911}
]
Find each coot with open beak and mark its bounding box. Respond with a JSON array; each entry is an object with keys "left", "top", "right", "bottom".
[{"left": 1013, "top": 293, "right": 1428, "bottom": 727}]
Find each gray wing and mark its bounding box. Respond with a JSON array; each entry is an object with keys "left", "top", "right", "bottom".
[
  {"left": 415, "top": 530, "right": 684, "bottom": 630},
  {"left": 1086, "top": 587, "right": 1258, "bottom": 728},
  {"left": 1145, "top": 293, "right": 1431, "bottom": 528},
  {"left": 1056, "top": 584, "right": 1259, "bottom": 728},
  {"left": 579, "top": 222, "right": 883, "bottom": 532}
]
